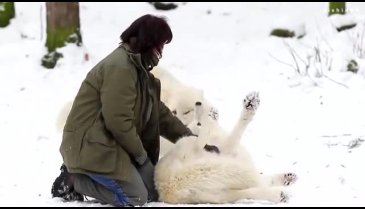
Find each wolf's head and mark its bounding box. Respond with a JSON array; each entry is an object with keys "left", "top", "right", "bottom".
[
  {"left": 167, "top": 87, "right": 204, "bottom": 126},
  {"left": 186, "top": 101, "right": 219, "bottom": 136}
]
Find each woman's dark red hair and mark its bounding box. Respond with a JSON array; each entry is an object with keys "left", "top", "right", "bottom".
[{"left": 121, "top": 14, "right": 173, "bottom": 55}]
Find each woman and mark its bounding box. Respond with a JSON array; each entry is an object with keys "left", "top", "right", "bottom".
[{"left": 51, "top": 14, "right": 194, "bottom": 206}]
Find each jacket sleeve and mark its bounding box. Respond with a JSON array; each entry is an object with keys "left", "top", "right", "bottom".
[
  {"left": 100, "top": 64, "right": 147, "bottom": 165},
  {"left": 158, "top": 101, "right": 193, "bottom": 143}
]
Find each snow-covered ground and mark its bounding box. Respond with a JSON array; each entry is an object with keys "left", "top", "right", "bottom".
[{"left": 1, "top": 2, "right": 365, "bottom": 206}]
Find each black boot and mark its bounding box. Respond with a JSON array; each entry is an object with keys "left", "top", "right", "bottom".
[{"left": 51, "top": 164, "right": 84, "bottom": 201}]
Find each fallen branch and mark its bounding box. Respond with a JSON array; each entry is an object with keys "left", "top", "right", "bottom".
[{"left": 322, "top": 74, "right": 349, "bottom": 89}]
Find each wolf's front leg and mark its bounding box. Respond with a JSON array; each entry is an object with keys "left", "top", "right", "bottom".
[{"left": 223, "top": 91, "right": 260, "bottom": 150}]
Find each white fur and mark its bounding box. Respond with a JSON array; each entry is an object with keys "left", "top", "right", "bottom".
[
  {"left": 55, "top": 100, "right": 73, "bottom": 133},
  {"left": 151, "top": 66, "right": 207, "bottom": 157},
  {"left": 151, "top": 66, "right": 206, "bottom": 125},
  {"left": 155, "top": 92, "right": 297, "bottom": 204}
]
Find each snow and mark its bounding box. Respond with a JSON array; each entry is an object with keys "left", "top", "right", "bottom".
[
  {"left": 1, "top": 2, "right": 365, "bottom": 207},
  {"left": 330, "top": 13, "right": 357, "bottom": 28}
]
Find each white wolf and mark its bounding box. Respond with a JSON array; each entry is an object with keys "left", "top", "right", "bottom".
[
  {"left": 150, "top": 66, "right": 206, "bottom": 125},
  {"left": 155, "top": 92, "right": 297, "bottom": 204},
  {"left": 151, "top": 67, "right": 217, "bottom": 156}
]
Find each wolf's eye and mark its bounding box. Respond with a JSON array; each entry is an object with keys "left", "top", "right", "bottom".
[
  {"left": 172, "top": 110, "right": 177, "bottom": 115},
  {"left": 183, "top": 109, "right": 193, "bottom": 115}
]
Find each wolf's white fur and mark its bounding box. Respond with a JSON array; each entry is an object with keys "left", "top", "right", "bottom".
[
  {"left": 151, "top": 67, "right": 209, "bottom": 157},
  {"left": 55, "top": 100, "right": 73, "bottom": 133},
  {"left": 155, "top": 92, "right": 297, "bottom": 204},
  {"left": 151, "top": 66, "right": 206, "bottom": 125}
]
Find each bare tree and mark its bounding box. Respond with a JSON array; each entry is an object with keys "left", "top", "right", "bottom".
[
  {"left": 42, "top": 2, "right": 82, "bottom": 68},
  {"left": 45, "top": 2, "right": 82, "bottom": 52},
  {"left": 0, "top": 2, "right": 15, "bottom": 27}
]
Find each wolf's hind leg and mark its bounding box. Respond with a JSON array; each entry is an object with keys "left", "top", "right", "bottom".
[
  {"left": 260, "top": 173, "right": 298, "bottom": 187},
  {"left": 184, "top": 186, "right": 287, "bottom": 204},
  {"left": 237, "top": 186, "right": 289, "bottom": 203}
]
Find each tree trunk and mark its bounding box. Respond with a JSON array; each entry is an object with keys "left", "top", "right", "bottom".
[
  {"left": 45, "top": 2, "right": 82, "bottom": 52},
  {"left": 0, "top": 2, "right": 15, "bottom": 27},
  {"left": 329, "top": 2, "right": 346, "bottom": 16}
]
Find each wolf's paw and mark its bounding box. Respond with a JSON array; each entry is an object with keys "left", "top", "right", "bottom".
[
  {"left": 280, "top": 191, "right": 290, "bottom": 203},
  {"left": 267, "top": 172, "right": 298, "bottom": 187},
  {"left": 243, "top": 91, "right": 260, "bottom": 112},
  {"left": 269, "top": 188, "right": 290, "bottom": 203},
  {"left": 208, "top": 107, "right": 219, "bottom": 121},
  {"left": 282, "top": 173, "right": 297, "bottom": 186}
]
